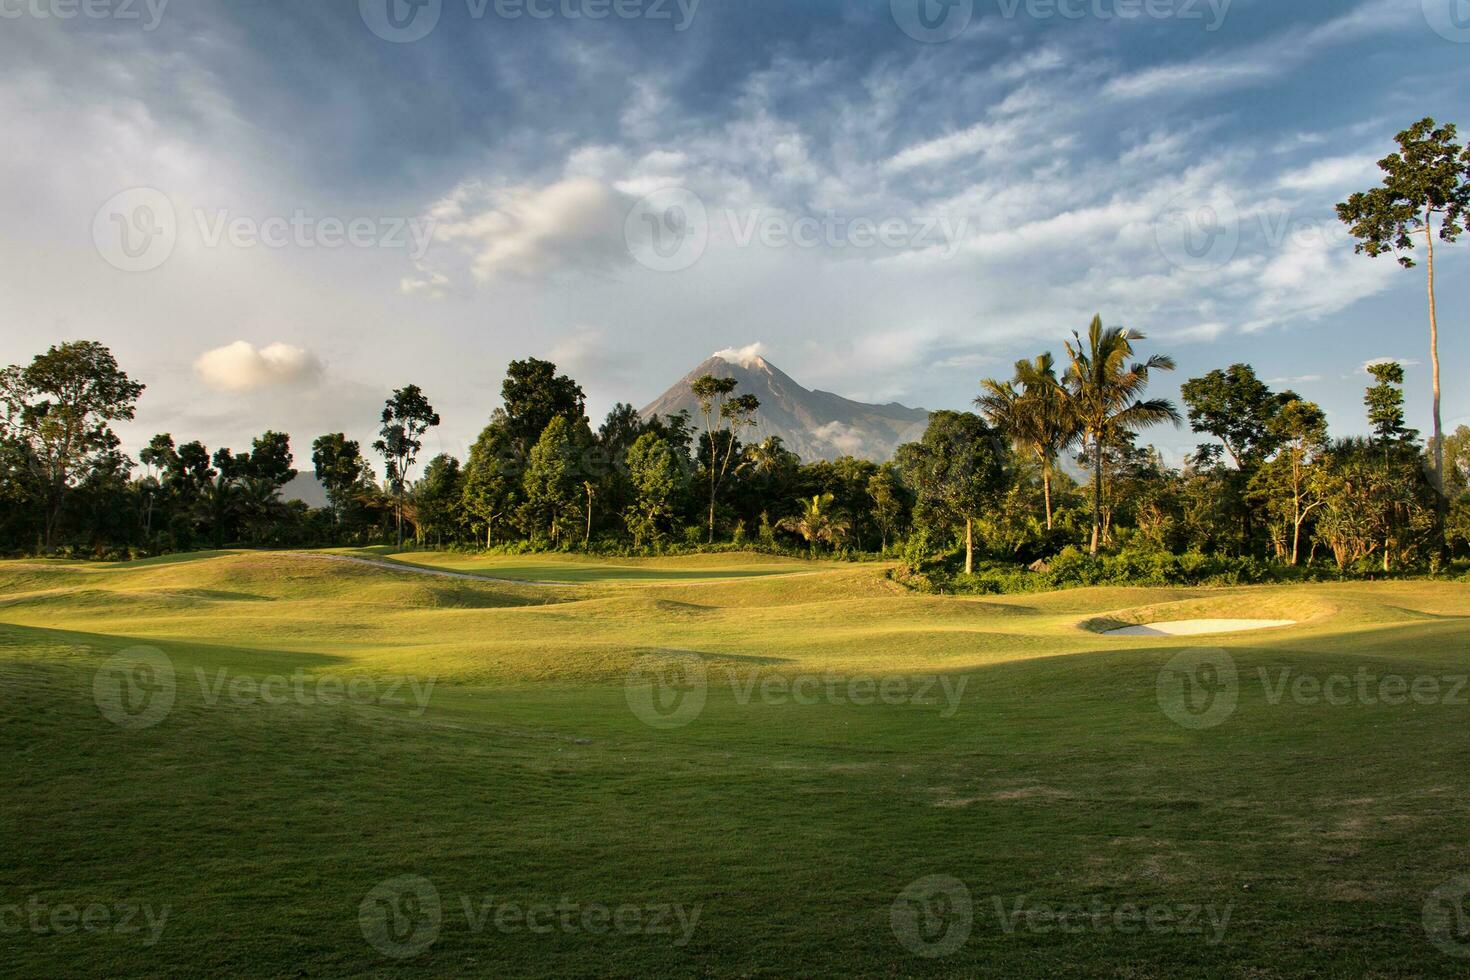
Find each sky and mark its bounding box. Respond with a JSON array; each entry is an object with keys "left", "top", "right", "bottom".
[{"left": 2, "top": 0, "right": 1469, "bottom": 471}]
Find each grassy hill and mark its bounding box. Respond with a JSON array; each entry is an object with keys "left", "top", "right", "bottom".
[{"left": 3, "top": 551, "right": 1469, "bottom": 976}]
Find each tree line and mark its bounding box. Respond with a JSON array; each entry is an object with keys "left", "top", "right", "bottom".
[{"left": 2, "top": 334, "right": 1466, "bottom": 582}]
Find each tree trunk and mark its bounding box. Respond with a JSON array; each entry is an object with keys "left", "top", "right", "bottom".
[
  {"left": 965, "top": 517, "right": 974, "bottom": 575},
  {"left": 1041, "top": 454, "right": 1054, "bottom": 530},
  {"left": 1426, "top": 217, "right": 1447, "bottom": 534},
  {"left": 1089, "top": 434, "right": 1103, "bottom": 555},
  {"left": 584, "top": 488, "right": 593, "bottom": 549}
]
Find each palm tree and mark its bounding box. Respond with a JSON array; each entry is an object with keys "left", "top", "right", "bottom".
[
  {"left": 238, "top": 476, "right": 288, "bottom": 545},
  {"left": 1064, "top": 315, "right": 1181, "bottom": 554},
  {"left": 976, "top": 353, "right": 1076, "bottom": 530},
  {"left": 778, "top": 493, "right": 851, "bottom": 554}
]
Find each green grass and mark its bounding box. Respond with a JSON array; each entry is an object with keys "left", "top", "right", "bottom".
[{"left": 2, "top": 550, "right": 1469, "bottom": 976}]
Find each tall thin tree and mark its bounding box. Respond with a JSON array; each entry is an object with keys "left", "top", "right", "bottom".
[
  {"left": 1064, "top": 316, "right": 1180, "bottom": 555},
  {"left": 1338, "top": 118, "right": 1470, "bottom": 508},
  {"left": 374, "top": 385, "right": 440, "bottom": 549}
]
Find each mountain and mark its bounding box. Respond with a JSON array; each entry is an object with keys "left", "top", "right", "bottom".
[{"left": 640, "top": 352, "right": 930, "bottom": 462}]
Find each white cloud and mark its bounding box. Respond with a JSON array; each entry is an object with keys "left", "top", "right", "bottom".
[
  {"left": 811, "top": 420, "right": 866, "bottom": 455},
  {"left": 1276, "top": 154, "right": 1380, "bottom": 192},
  {"left": 194, "top": 342, "right": 323, "bottom": 393},
  {"left": 1361, "top": 357, "right": 1420, "bottom": 373},
  {"left": 884, "top": 120, "right": 1022, "bottom": 173},
  {"left": 425, "top": 177, "right": 634, "bottom": 281}
]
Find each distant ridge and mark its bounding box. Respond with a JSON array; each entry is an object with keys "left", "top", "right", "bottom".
[{"left": 640, "top": 351, "right": 929, "bottom": 462}]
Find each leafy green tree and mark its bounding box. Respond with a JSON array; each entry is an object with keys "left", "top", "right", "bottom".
[
  {"left": 1365, "top": 361, "right": 1416, "bottom": 451},
  {"left": 1249, "top": 399, "right": 1329, "bottom": 565},
  {"left": 374, "top": 385, "right": 440, "bottom": 548},
  {"left": 623, "top": 431, "right": 683, "bottom": 548},
  {"left": 0, "top": 341, "right": 145, "bottom": 550},
  {"left": 501, "top": 359, "right": 588, "bottom": 457},
  {"left": 690, "top": 375, "right": 760, "bottom": 542},
  {"left": 1063, "top": 316, "right": 1180, "bottom": 554},
  {"left": 1180, "top": 364, "right": 1294, "bottom": 469},
  {"left": 518, "top": 416, "right": 579, "bottom": 546},
  {"left": 897, "top": 411, "right": 1007, "bottom": 574},
  {"left": 1338, "top": 118, "right": 1470, "bottom": 500},
  {"left": 976, "top": 353, "right": 1075, "bottom": 529},
  {"left": 866, "top": 465, "right": 904, "bottom": 554},
  {"left": 1181, "top": 364, "right": 1298, "bottom": 553},
  {"left": 411, "top": 454, "right": 464, "bottom": 546},
  {"left": 461, "top": 420, "right": 520, "bottom": 547},
  {"left": 312, "top": 433, "right": 373, "bottom": 526},
  {"left": 242, "top": 431, "right": 296, "bottom": 489}
]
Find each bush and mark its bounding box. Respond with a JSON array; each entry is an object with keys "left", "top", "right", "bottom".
[{"left": 899, "top": 544, "right": 1354, "bottom": 595}]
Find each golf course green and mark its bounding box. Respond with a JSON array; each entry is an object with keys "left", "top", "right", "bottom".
[{"left": 3, "top": 550, "right": 1469, "bottom": 976}]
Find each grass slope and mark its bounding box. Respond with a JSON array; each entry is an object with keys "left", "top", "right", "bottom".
[{"left": 2, "top": 550, "right": 1469, "bottom": 976}]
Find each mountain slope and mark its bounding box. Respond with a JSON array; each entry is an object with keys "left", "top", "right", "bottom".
[{"left": 640, "top": 353, "right": 929, "bottom": 462}]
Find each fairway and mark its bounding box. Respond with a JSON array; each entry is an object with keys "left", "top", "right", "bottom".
[{"left": 4, "top": 551, "right": 1470, "bottom": 976}]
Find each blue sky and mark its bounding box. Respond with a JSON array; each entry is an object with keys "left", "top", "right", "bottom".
[{"left": 2, "top": 0, "right": 1468, "bottom": 467}]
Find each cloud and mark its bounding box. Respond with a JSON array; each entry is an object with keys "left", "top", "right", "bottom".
[
  {"left": 1361, "top": 357, "right": 1420, "bottom": 373},
  {"left": 194, "top": 342, "right": 323, "bottom": 393},
  {"left": 1276, "top": 154, "right": 1380, "bottom": 192},
  {"left": 713, "top": 342, "right": 768, "bottom": 367},
  {"left": 884, "top": 120, "right": 1023, "bottom": 173},
  {"left": 424, "top": 177, "right": 635, "bottom": 281},
  {"left": 811, "top": 420, "right": 866, "bottom": 455}
]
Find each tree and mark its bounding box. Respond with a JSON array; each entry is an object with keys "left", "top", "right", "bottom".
[
  {"left": 690, "top": 375, "right": 760, "bottom": 542},
  {"left": 374, "top": 385, "right": 440, "bottom": 548},
  {"left": 1338, "top": 118, "right": 1470, "bottom": 504},
  {"left": 518, "top": 416, "right": 578, "bottom": 546},
  {"left": 976, "top": 353, "right": 1075, "bottom": 529},
  {"left": 312, "top": 434, "right": 372, "bottom": 526},
  {"left": 1180, "top": 364, "right": 1297, "bottom": 553},
  {"left": 1365, "top": 361, "right": 1416, "bottom": 451},
  {"left": 0, "top": 341, "right": 145, "bottom": 550},
  {"left": 778, "top": 493, "right": 851, "bottom": 554},
  {"left": 461, "top": 420, "right": 520, "bottom": 547},
  {"left": 1063, "top": 316, "right": 1180, "bottom": 554},
  {"left": 623, "top": 431, "right": 683, "bottom": 548},
  {"left": 866, "top": 465, "right": 903, "bottom": 554},
  {"left": 1180, "top": 364, "right": 1294, "bottom": 470},
  {"left": 1249, "top": 399, "right": 1328, "bottom": 565},
  {"left": 411, "top": 454, "right": 463, "bottom": 545},
  {"left": 501, "top": 359, "right": 588, "bottom": 457},
  {"left": 242, "top": 431, "right": 296, "bottom": 489},
  {"left": 897, "top": 411, "right": 1007, "bottom": 574}
]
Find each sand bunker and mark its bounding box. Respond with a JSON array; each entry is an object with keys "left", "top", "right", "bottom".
[{"left": 1104, "top": 619, "right": 1296, "bottom": 637}]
